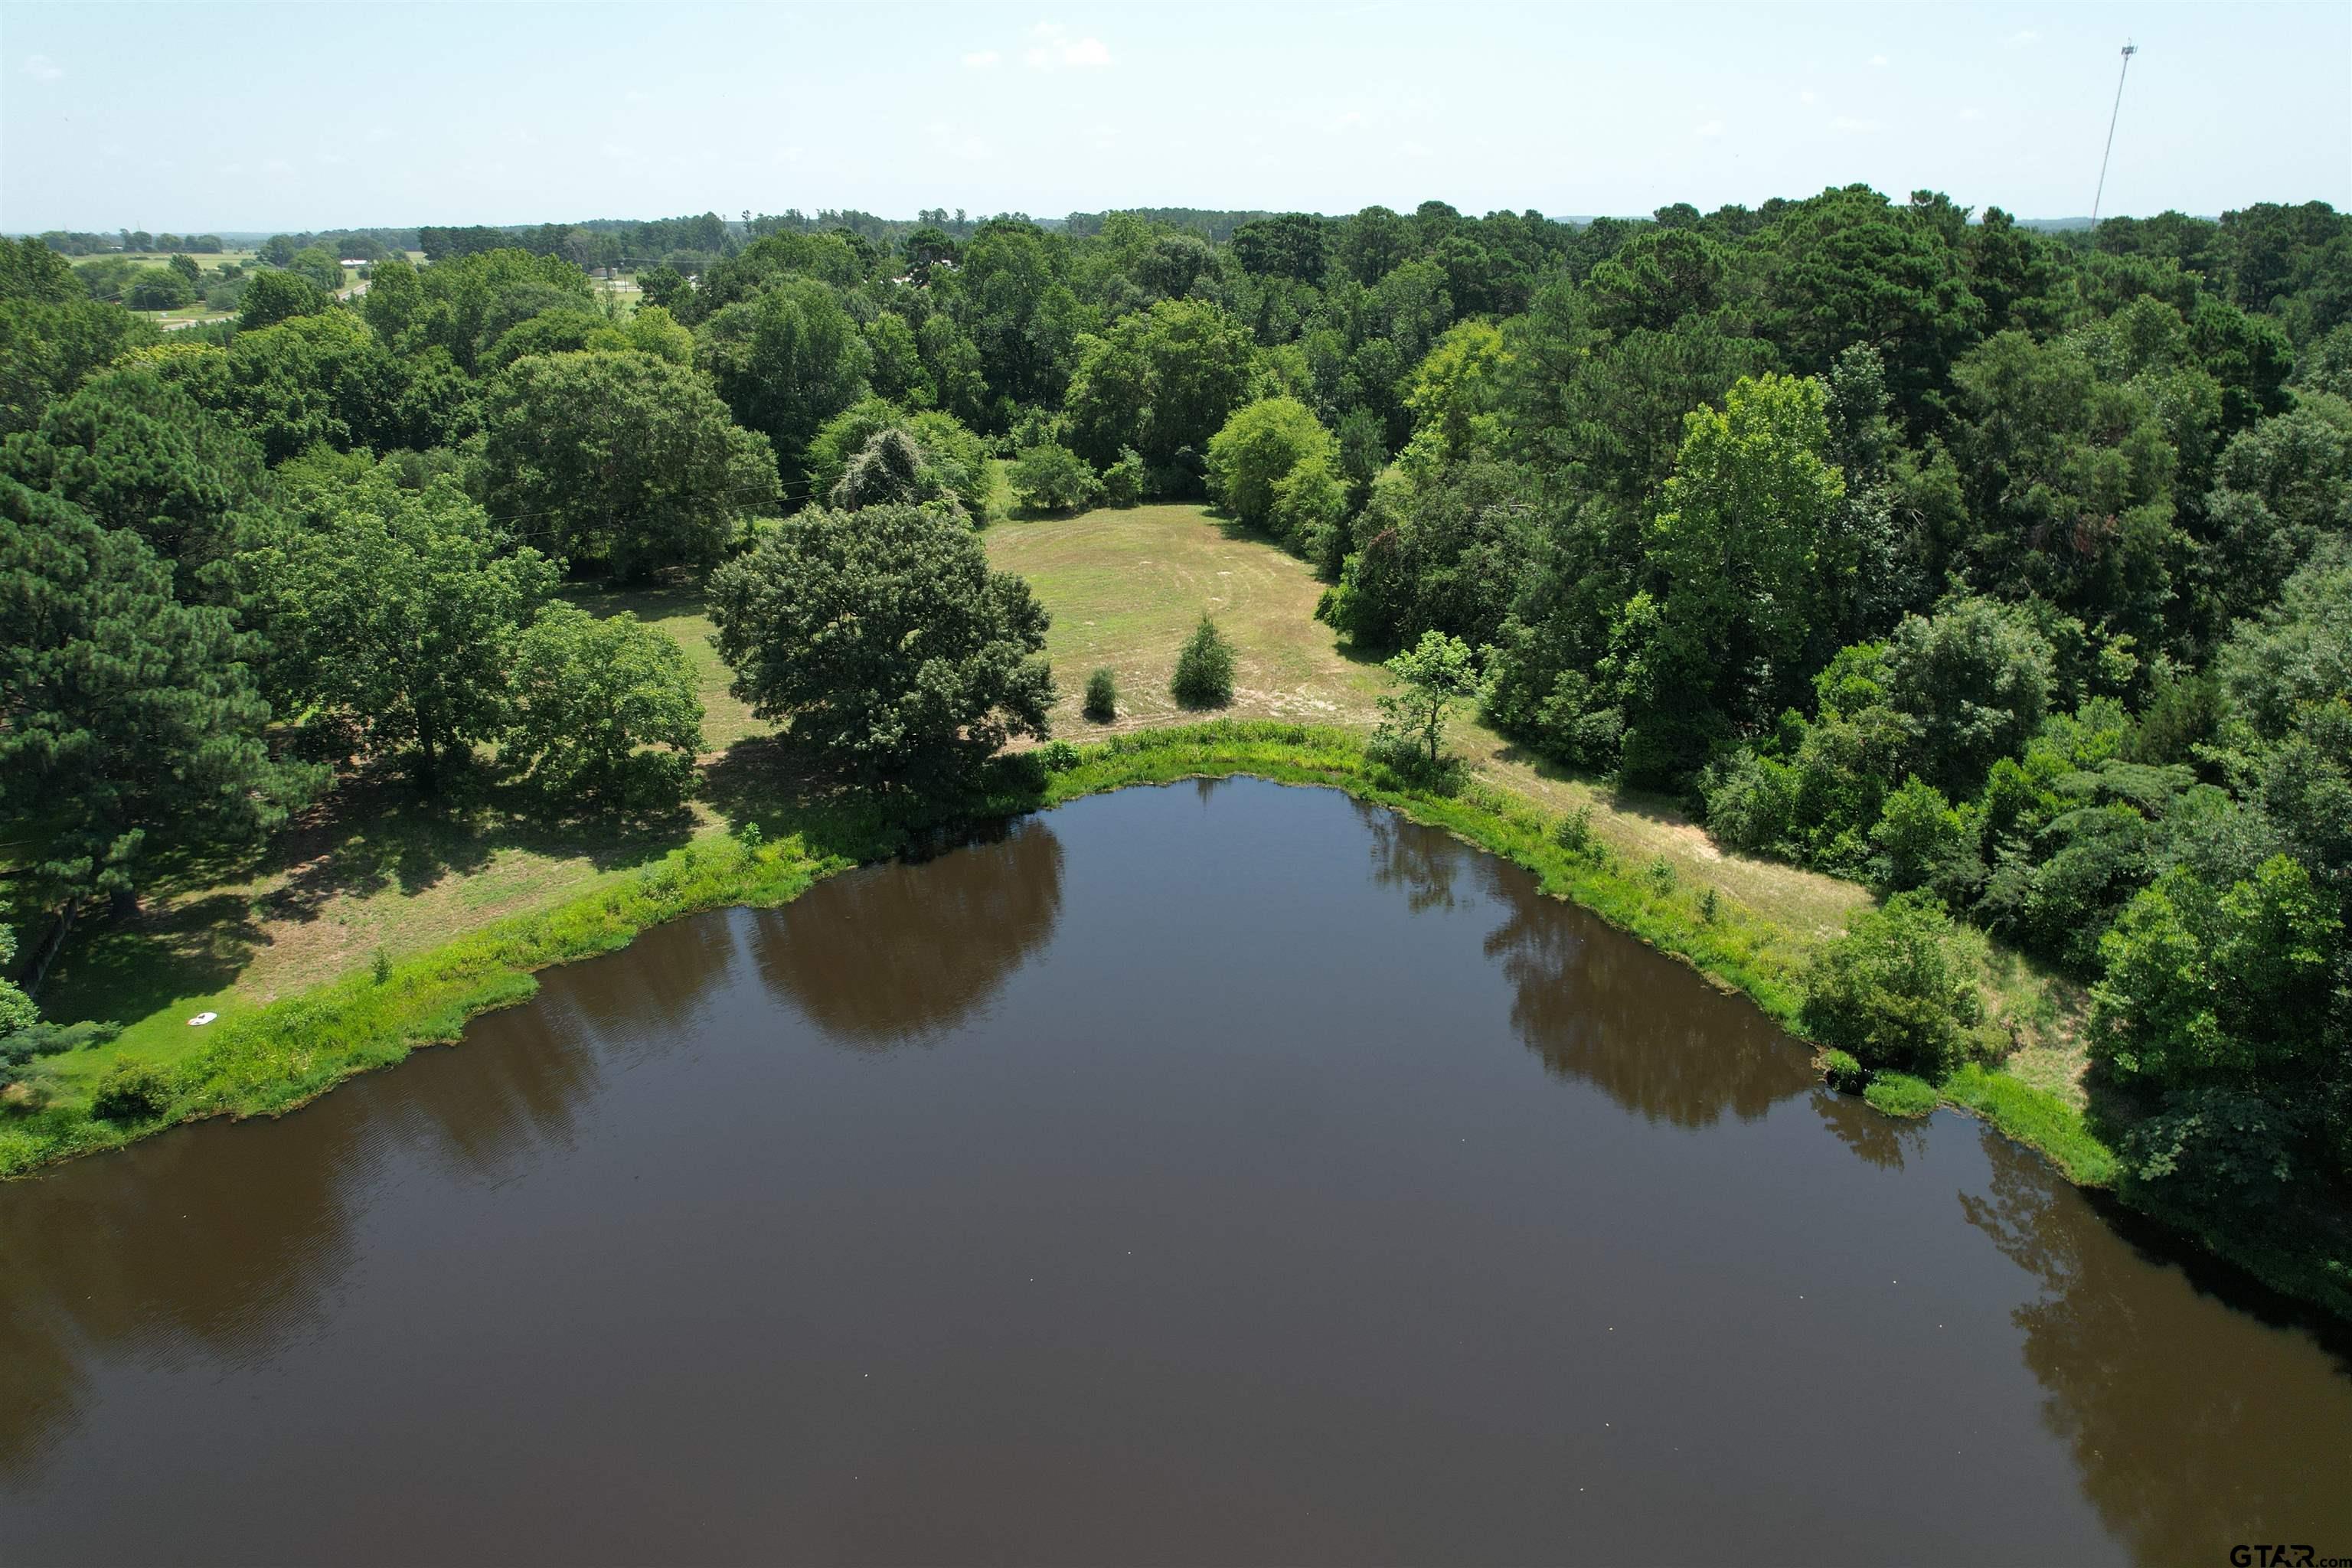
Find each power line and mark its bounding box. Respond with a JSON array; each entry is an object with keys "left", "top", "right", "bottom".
[{"left": 2090, "top": 41, "right": 2139, "bottom": 230}]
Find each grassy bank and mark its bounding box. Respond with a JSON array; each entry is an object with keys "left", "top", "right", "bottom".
[
  {"left": 2, "top": 722, "right": 2092, "bottom": 1187},
  {"left": 2, "top": 824, "right": 839, "bottom": 1176}
]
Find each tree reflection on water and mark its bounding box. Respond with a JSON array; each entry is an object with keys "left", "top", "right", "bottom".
[{"left": 750, "top": 815, "right": 1064, "bottom": 1048}]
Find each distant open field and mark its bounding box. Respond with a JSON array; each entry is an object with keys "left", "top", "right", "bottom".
[{"left": 109, "top": 248, "right": 257, "bottom": 274}]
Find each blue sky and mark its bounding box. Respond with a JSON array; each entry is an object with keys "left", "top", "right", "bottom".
[{"left": 4, "top": 2, "right": 2346, "bottom": 233}]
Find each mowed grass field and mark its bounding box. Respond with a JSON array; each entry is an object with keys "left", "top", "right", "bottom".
[
  {"left": 990, "top": 502, "right": 1872, "bottom": 942},
  {"left": 19, "top": 497, "right": 2079, "bottom": 1111},
  {"left": 988, "top": 503, "right": 1392, "bottom": 731},
  {"left": 111, "top": 249, "right": 259, "bottom": 275}
]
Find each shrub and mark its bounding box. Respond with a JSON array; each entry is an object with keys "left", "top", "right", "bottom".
[
  {"left": 3, "top": 1017, "right": 111, "bottom": 1064},
  {"left": 1008, "top": 442, "right": 1104, "bottom": 514},
  {"left": 1645, "top": 855, "right": 1677, "bottom": 895},
  {"left": 1819, "top": 1048, "right": 1867, "bottom": 1094},
  {"left": 0, "top": 926, "right": 33, "bottom": 1042},
  {"left": 1553, "top": 806, "right": 1595, "bottom": 856},
  {"left": 803, "top": 398, "right": 991, "bottom": 518},
  {"left": 1699, "top": 887, "right": 1720, "bottom": 924},
  {"left": 1700, "top": 747, "right": 1796, "bottom": 852},
  {"left": 1102, "top": 446, "right": 1145, "bottom": 508},
  {"left": 1365, "top": 728, "right": 1468, "bottom": 793},
  {"left": 371, "top": 949, "right": 393, "bottom": 985},
  {"left": 1037, "top": 739, "right": 1082, "bottom": 773},
  {"left": 1869, "top": 774, "right": 1973, "bottom": 897},
  {"left": 90, "top": 1059, "right": 172, "bottom": 1122},
  {"left": 2, "top": 1020, "right": 116, "bottom": 1108},
  {"left": 1170, "top": 615, "right": 1236, "bottom": 710},
  {"left": 1269, "top": 451, "right": 1348, "bottom": 560},
  {"left": 1799, "top": 890, "right": 1985, "bottom": 1076},
  {"left": 1083, "top": 667, "right": 1118, "bottom": 723},
  {"left": 1864, "top": 1072, "right": 1940, "bottom": 1118}
]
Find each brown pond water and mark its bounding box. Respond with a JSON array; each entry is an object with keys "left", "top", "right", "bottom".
[{"left": 2, "top": 779, "right": 2348, "bottom": 1565}]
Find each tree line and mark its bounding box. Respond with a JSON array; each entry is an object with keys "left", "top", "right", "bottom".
[{"left": 2, "top": 190, "right": 2348, "bottom": 1304}]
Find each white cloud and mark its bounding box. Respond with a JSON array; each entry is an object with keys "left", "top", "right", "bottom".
[
  {"left": 1398, "top": 139, "right": 1434, "bottom": 158},
  {"left": 364, "top": 124, "right": 394, "bottom": 145},
  {"left": 262, "top": 156, "right": 295, "bottom": 175},
  {"left": 2004, "top": 28, "right": 2040, "bottom": 47},
  {"left": 1024, "top": 22, "right": 1111, "bottom": 70},
  {"left": 962, "top": 49, "right": 1000, "bottom": 68},
  {"left": 1798, "top": 88, "right": 1818, "bottom": 105},
  {"left": 21, "top": 53, "right": 63, "bottom": 80},
  {"left": 1958, "top": 106, "right": 1984, "bottom": 122},
  {"left": 623, "top": 88, "right": 649, "bottom": 103},
  {"left": 1831, "top": 115, "right": 1882, "bottom": 133},
  {"left": 1694, "top": 119, "right": 1725, "bottom": 139},
  {"left": 773, "top": 144, "right": 805, "bottom": 165},
  {"left": 1869, "top": 53, "right": 1888, "bottom": 67}
]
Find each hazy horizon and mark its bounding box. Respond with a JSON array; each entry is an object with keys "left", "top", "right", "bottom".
[{"left": 5, "top": 1, "right": 2347, "bottom": 235}]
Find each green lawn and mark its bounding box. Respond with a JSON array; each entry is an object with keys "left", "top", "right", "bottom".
[{"left": 986, "top": 501, "right": 1393, "bottom": 733}]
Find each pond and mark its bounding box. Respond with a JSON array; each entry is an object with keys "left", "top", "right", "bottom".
[{"left": 3, "top": 779, "right": 2347, "bottom": 1564}]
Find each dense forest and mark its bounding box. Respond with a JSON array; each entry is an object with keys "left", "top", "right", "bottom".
[{"left": 2, "top": 188, "right": 2348, "bottom": 1306}]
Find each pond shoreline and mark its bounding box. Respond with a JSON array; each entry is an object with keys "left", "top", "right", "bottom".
[{"left": 7, "top": 720, "right": 2336, "bottom": 1325}]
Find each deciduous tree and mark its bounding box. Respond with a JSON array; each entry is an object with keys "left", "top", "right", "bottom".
[
  {"left": 480, "top": 349, "right": 778, "bottom": 577},
  {"left": 707, "top": 503, "right": 1053, "bottom": 787},
  {"left": 260, "top": 475, "right": 557, "bottom": 789},
  {"left": 506, "top": 604, "right": 704, "bottom": 808}
]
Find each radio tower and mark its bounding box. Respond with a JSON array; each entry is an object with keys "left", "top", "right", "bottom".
[{"left": 2090, "top": 41, "right": 2139, "bottom": 229}]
